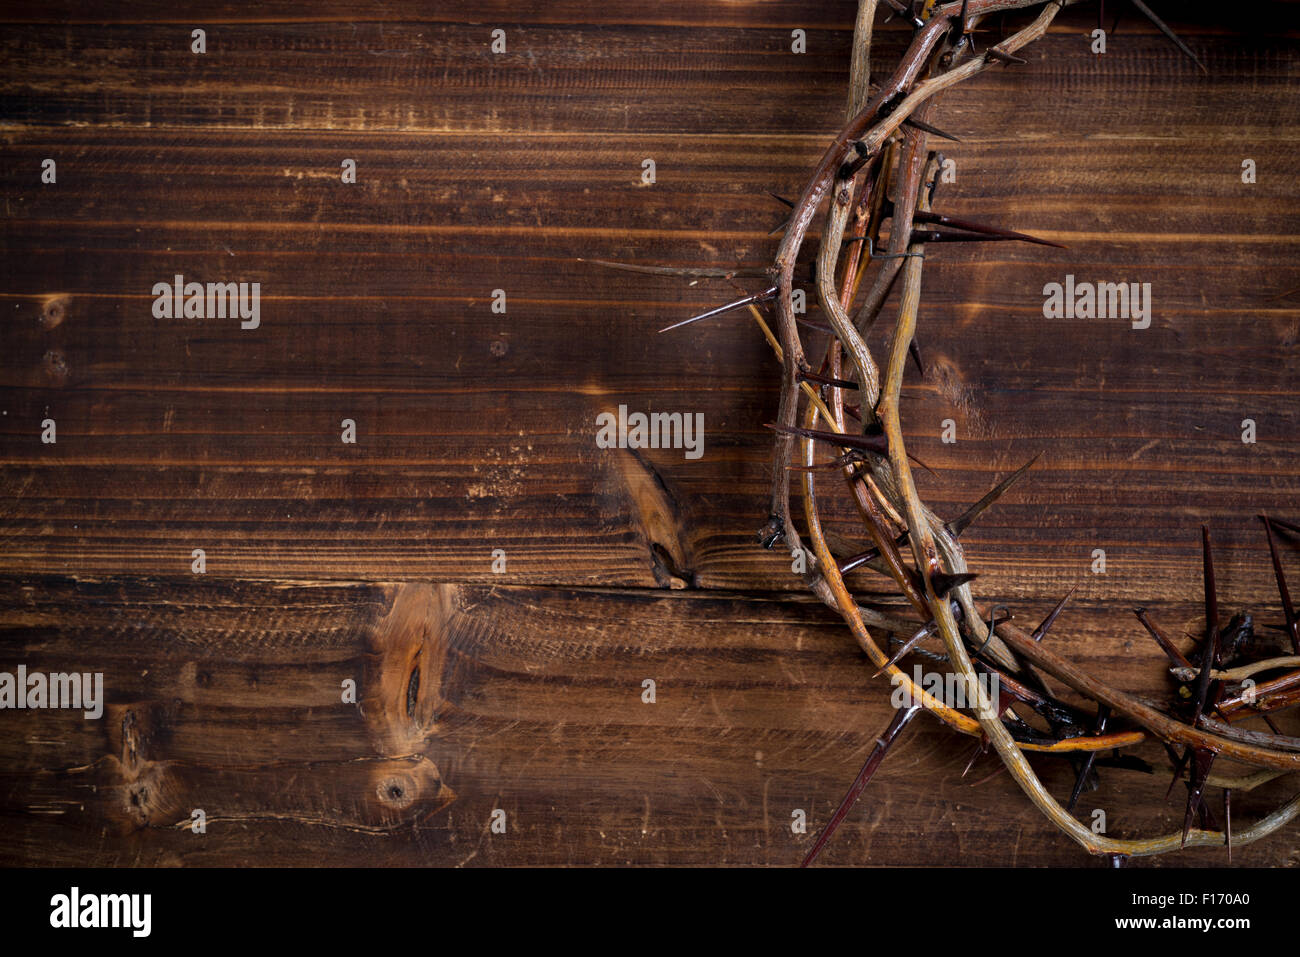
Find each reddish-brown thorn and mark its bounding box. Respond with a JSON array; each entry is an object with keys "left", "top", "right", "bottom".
[
  {"left": 1133, "top": 607, "right": 1194, "bottom": 670},
  {"left": 929, "top": 570, "right": 978, "bottom": 599},
  {"left": 913, "top": 210, "right": 1065, "bottom": 248},
  {"left": 799, "top": 369, "right": 859, "bottom": 391},
  {"left": 1181, "top": 748, "right": 1216, "bottom": 848},
  {"left": 1260, "top": 515, "right": 1300, "bottom": 654},
  {"left": 947, "top": 451, "right": 1043, "bottom": 538},
  {"left": 962, "top": 739, "right": 989, "bottom": 778},
  {"left": 1224, "top": 788, "right": 1233, "bottom": 862},
  {"left": 1031, "top": 586, "right": 1077, "bottom": 642},
  {"left": 840, "top": 529, "right": 910, "bottom": 575},
  {"left": 764, "top": 422, "right": 889, "bottom": 456},
  {"left": 801, "top": 703, "right": 923, "bottom": 867},
  {"left": 984, "top": 46, "right": 1026, "bottom": 65},
  {"left": 1066, "top": 704, "right": 1110, "bottom": 812},
  {"left": 1128, "top": 0, "right": 1209, "bottom": 74},
  {"left": 909, "top": 227, "right": 1066, "bottom": 249},
  {"left": 1269, "top": 517, "right": 1300, "bottom": 536},
  {"left": 872, "top": 620, "right": 939, "bottom": 678},
  {"left": 787, "top": 451, "right": 864, "bottom": 474},
  {"left": 902, "top": 116, "right": 962, "bottom": 142}
]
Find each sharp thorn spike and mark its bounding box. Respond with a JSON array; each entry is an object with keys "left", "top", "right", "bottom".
[
  {"left": 1133, "top": 607, "right": 1194, "bottom": 670},
  {"left": 1127, "top": 0, "right": 1209, "bottom": 74},
  {"left": 909, "top": 226, "right": 1066, "bottom": 249},
  {"left": 841, "top": 528, "right": 911, "bottom": 576},
  {"left": 1181, "top": 749, "right": 1216, "bottom": 848},
  {"left": 1202, "top": 525, "right": 1219, "bottom": 639},
  {"left": 872, "top": 620, "right": 939, "bottom": 677},
  {"left": 1268, "top": 517, "right": 1300, "bottom": 537},
  {"left": 985, "top": 46, "right": 1027, "bottom": 65},
  {"left": 962, "top": 740, "right": 988, "bottom": 778},
  {"left": 795, "top": 316, "right": 837, "bottom": 336},
  {"left": 800, "top": 703, "right": 923, "bottom": 867},
  {"left": 1032, "top": 586, "right": 1077, "bottom": 642},
  {"left": 798, "top": 369, "right": 860, "bottom": 391},
  {"left": 908, "top": 337, "right": 925, "bottom": 375},
  {"left": 902, "top": 116, "right": 963, "bottom": 142},
  {"left": 912, "top": 210, "right": 1065, "bottom": 248},
  {"left": 929, "top": 571, "right": 978, "bottom": 598},
  {"left": 948, "top": 451, "right": 1043, "bottom": 537},
  {"left": 764, "top": 422, "right": 890, "bottom": 456},
  {"left": 787, "top": 450, "right": 866, "bottom": 474},
  {"left": 659, "top": 287, "right": 778, "bottom": 333},
  {"left": 1066, "top": 705, "right": 1110, "bottom": 811},
  {"left": 765, "top": 190, "right": 796, "bottom": 209},
  {"left": 1224, "top": 788, "right": 1233, "bottom": 862},
  {"left": 1166, "top": 746, "right": 1190, "bottom": 800},
  {"left": 1260, "top": 516, "right": 1300, "bottom": 655}
]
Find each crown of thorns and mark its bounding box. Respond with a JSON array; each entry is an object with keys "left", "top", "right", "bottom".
[{"left": 592, "top": 0, "right": 1300, "bottom": 865}]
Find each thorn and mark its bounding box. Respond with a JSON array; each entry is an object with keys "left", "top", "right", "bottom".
[
  {"left": 985, "top": 46, "right": 1027, "bottom": 65},
  {"left": 909, "top": 338, "right": 925, "bottom": 375},
  {"left": 1181, "top": 748, "right": 1216, "bottom": 847},
  {"left": 1202, "top": 525, "right": 1220, "bottom": 641},
  {"left": 1190, "top": 534, "right": 1222, "bottom": 732},
  {"left": 659, "top": 287, "right": 778, "bottom": 333},
  {"left": 801, "top": 703, "right": 923, "bottom": 867},
  {"left": 968, "top": 761, "right": 1010, "bottom": 788},
  {"left": 765, "top": 422, "right": 890, "bottom": 456},
  {"left": 1133, "top": 607, "right": 1194, "bottom": 670},
  {"left": 909, "top": 227, "right": 1065, "bottom": 249},
  {"left": 947, "top": 452, "right": 1042, "bottom": 538},
  {"left": 1190, "top": 526, "right": 1222, "bottom": 730},
  {"left": 787, "top": 450, "right": 866, "bottom": 474},
  {"left": 902, "top": 116, "right": 962, "bottom": 142},
  {"left": 1066, "top": 705, "right": 1110, "bottom": 811},
  {"left": 1260, "top": 516, "right": 1300, "bottom": 654},
  {"left": 1128, "top": 0, "right": 1209, "bottom": 74},
  {"left": 840, "top": 530, "right": 910, "bottom": 575},
  {"left": 1224, "top": 788, "right": 1232, "bottom": 862},
  {"left": 872, "top": 620, "right": 939, "bottom": 677},
  {"left": 962, "top": 739, "right": 989, "bottom": 777},
  {"left": 1166, "top": 746, "right": 1190, "bottom": 800},
  {"left": 796, "top": 316, "right": 837, "bottom": 336},
  {"left": 929, "top": 570, "right": 978, "bottom": 598},
  {"left": 765, "top": 190, "right": 795, "bottom": 209},
  {"left": 1031, "top": 587, "right": 1077, "bottom": 642},
  {"left": 799, "top": 369, "right": 859, "bottom": 391},
  {"left": 913, "top": 210, "right": 1065, "bottom": 248},
  {"left": 581, "top": 258, "right": 771, "bottom": 279}
]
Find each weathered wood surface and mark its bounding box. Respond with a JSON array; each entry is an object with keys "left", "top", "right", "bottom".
[
  {"left": 1, "top": 2, "right": 1298, "bottom": 865},
  {"left": 3, "top": 577, "right": 1299, "bottom": 866}
]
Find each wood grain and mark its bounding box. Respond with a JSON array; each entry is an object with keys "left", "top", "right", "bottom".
[{"left": 1, "top": 1, "right": 1297, "bottom": 865}]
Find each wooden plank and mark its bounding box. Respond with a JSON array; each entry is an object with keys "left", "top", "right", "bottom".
[{"left": 1, "top": 576, "right": 1294, "bottom": 866}]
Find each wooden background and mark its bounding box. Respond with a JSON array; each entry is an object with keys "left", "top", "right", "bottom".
[{"left": 1, "top": 1, "right": 1298, "bottom": 866}]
